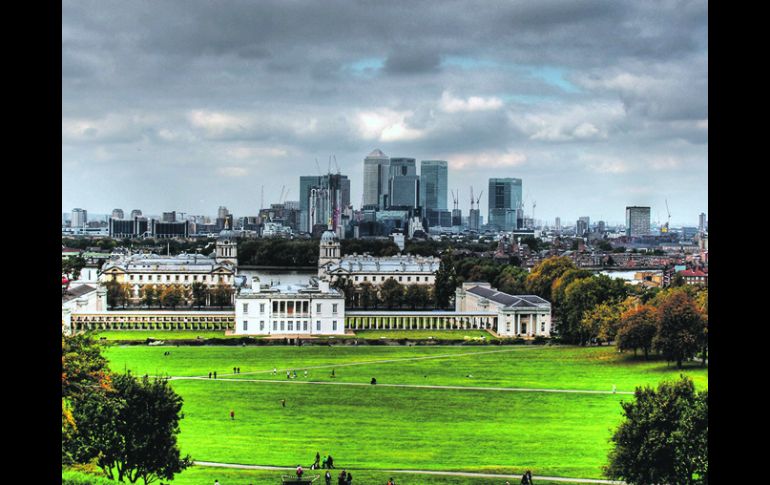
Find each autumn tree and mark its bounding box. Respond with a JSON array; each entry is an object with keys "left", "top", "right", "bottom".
[
  {"left": 654, "top": 290, "right": 705, "bottom": 368},
  {"left": 358, "top": 281, "right": 376, "bottom": 309},
  {"left": 159, "top": 285, "right": 182, "bottom": 309},
  {"left": 616, "top": 305, "right": 657, "bottom": 359},
  {"left": 579, "top": 301, "right": 621, "bottom": 345},
  {"left": 606, "top": 377, "right": 707, "bottom": 485},
  {"left": 118, "top": 283, "right": 133, "bottom": 308},
  {"left": 141, "top": 285, "right": 158, "bottom": 308},
  {"left": 191, "top": 281, "right": 208, "bottom": 309},
  {"left": 525, "top": 256, "right": 576, "bottom": 301},
  {"left": 560, "top": 274, "right": 627, "bottom": 344}
]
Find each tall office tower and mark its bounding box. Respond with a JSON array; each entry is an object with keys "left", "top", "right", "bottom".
[
  {"left": 420, "top": 160, "right": 448, "bottom": 211},
  {"left": 217, "top": 206, "right": 229, "bottom": 219},
  {"left": 596, "top": 220, "right": 606, "bottom": 233},
  {"left": 111, "top": 209, "right": 124, "bottom": 219},
  {"left": 487, "top": 178, "right": 522, "bottom": 231},
  {"left": 363, "top": 149, "right": 390, "bottom": 209},
  {"left": 130, "top": 209, "right": 143, "bottom": 219},
  {"left": 71, "top": 208, "right": 87, "bottom": 228},
  {"left": 699, "top": 212, "right": 707, "bottom": 233},
  {"left": 625, "top": 206, "right": 651, "bottom": 236},
  {"left": 162, "top": 211, "right": 176, "bottom": 223},
  {"left": 555, "top": 217, "right": 561, "bottom": 234},
  {"left": 387, "top": 158, "right": 418, "bottom": 209},
  {"left": 301, "top": 173, "right": 351, "bottom": 232}
]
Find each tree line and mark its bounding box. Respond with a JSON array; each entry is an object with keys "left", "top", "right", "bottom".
[{"left": 104, "top": 280, "right": 234, "bottom": 309}]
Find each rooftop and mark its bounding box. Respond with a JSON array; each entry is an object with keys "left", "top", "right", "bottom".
[{"left": 466, "top": 285, "right": 551, "bottom": 309}]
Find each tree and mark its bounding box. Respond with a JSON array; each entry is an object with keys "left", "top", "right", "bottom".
[
  {"left": 550, "top": 268, "right": 592, "bottom": 314},
  {"left": 560, "top": 274, "right": 627, "bottom": 344},
  {"left": 69, "top": 374, "right": 192, "bottom": 484},
  {"left": 62, "top": 255, "right": 88, "bottom": 280},
  {"left": 212, "top": 282, "right": 234, "bottom": 308},
  {"left": 616, "top": 305, "right": 657, "bottom": 359},
  {"left": 358, "top": 282, "right": 375, "bottom": 309},
  {"left": 493, "top": 265, "right": 528, "bottom": 295},
  {"left": 381, "top": 278, "right": 405, "bottom": 309},
  {"left": 191, "top": 281, "right": 208, "bottom": 309},
  {"left": 118, "top": 283, "right": 133, "bottom": 308},
  {"left": 433, "top": 251, "right": 458, "bottom": 309},
  {"left": 405, "top": 284, "right": 429, "bottom": 310},
  {"left": 525, "top": 256, "right": 576, "bottom": 301},
  {"left": 140, "top": 285, "right": 158, "bottom": 308},
  {"left": 605, "top": 376, "right": 707, "bottom": 485},
  {"left": 654, "top": 290, "right": 705, "bottom": 368},
  {"left": 105, "top": 280, "right": 123, "bottom": 309},
  {"left": 579, "top": 301, "right": 621, "bottom": 345}
]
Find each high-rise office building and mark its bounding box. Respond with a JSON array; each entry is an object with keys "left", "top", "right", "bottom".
[
  {"left": 420, "top": 160, "right": 448, "bottom": 211},
  {"left": 487, "top": 178, "right": 522, "bottom": 231},
  {"left": 575, "top": 216, "right": 590, "bottom": 237},
  {"left": 300, "top": 173, "right": 351, "bottom": 232},
  {"left": 130, "top": 209, "right": 143, "bottom": 219},
  {"left": 111, "top": 209, "right": 124, "bottom": 219},
  {"left": 699, "top": 212, "right": 707, "bottom": 233},
  {"left": 388, "top": 158, "right": 418, "bottom": 209},
  {"left": 625, "top": 206, "right": 651, "bottom": 236},
  {"left": 555, "top": 217, "right": 561, "bottom": 234},
  {"left": 363, "top": 149, "right": 390, "bottom": 209},
  {"left": 162, "top": 211, "right": 176, "bottom": 223},
  {"left": 71, "top": 208, "right": 87, "bottom": 228},
  {"left": 469, "top": 208, "right": 480, "bottom": 231}
]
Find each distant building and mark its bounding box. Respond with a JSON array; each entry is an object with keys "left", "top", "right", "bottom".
[
  {"left": 699, "top": 212, "right": 707, "bottom": 234},
  {"left": 300, "top": 174, "right": 351, "bottom": 233},
  {"left": 111, "top": 209, "right": 124, "bottom": 219},
  {"left": 420, "top": 160, "right": 448, "bottom": 211},
  {"left": 130, "top": 209, "right": 143, "bottom": 219},
  {"left": 151, "top": 220, "right": 189, "bottom": 238},
  {"left": 576, "top": 216, "right": 590, "bottom": 237},
  {"left": 679, "top": 269, "right": 708, "bottom": 286},
  {"left": 71, "top": 208, "right": 87, "bottom": 228},
  {"left": 318, "top": 230, "right": 439, "bottom": 286},
  {"left": 162, "top": 211, "right": 176, "bottom": 223},
  {"left": 455, "top": 282, "right": 552, "bottom": 337},
  {"left": 234, "top": 278, "right": 345, "bottom": 335},
  {"left": 625, "top": 206, "right": 651, "bottom": 236},
  {"left": 388, "top": 158, "right": 419, "bottom": 209},
  {"left": 488, "top": 178, "right": 522, "bottom": 231},
  {"left": 363, "top": 149, "right": 390, "bottom": 209}
]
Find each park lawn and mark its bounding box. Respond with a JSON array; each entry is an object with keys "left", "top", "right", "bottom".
[
  {"left": 171, "top": 379, "right": 627, "bottom": 479},
  {"left": 105, "top": 345, "right": 708, "bottom": 392},
  {"left": 64, "top": 465, "right": 571, "bottom": 484},
  {"left": 351, "top": 329, "right": 493, "bottom": 340},
  {"left": 93, "top": 330, "right": 246, "bottom": 341}
]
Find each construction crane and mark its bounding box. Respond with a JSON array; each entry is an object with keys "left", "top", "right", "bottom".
[
  {"left": 470, "top": 187, "right": 475, "bottom": 209},
  {"left": 278, "top": 185, "right": 285, "bottom": 205},
  {"left": 532, "top": 200, "right": 536, "bottom": 229},
  {"left": 283, "top": 189, "right": 291, "bottom": 204},
  {"left": 475, "top": 190, "right": 483, "bottom": 208},
  {"left": 662, "top": 199, "right": 671, "bottom": 233},
  {"left": 333, "top": 155, "right": 340, "bottom": 174},
  {"left": 451, "top": 190, "right": 458, "bottom": 210}
]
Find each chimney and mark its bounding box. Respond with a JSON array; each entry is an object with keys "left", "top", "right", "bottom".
[
  {"left": 319, "top": 280, "right": 330, "bottom": 293},
  {"left": 252, "top": 277, "right": 261, "bottom": 292}
]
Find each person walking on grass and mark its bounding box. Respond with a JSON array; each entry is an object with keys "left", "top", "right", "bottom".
[
  {"left": 208, "top": 372, "right": 212, "bottom": 379},
  {"left": 230, "top": 410, "right": 234, "bottom": 420},
  {"left": 281, "top": 399, "right": 286, "bottom": 407},
  {"left": 526, "top": 470, "right": 533, "bottom": 484},
  {"left": 346, "top": 471, "right": 352, "bottom": 484},
  {"left": 313, "top": 451, "right": 320, "bottom": 469},
  {"left": 325, "top": 470, "right": 332, "bottom": 485},
  {"left": 386, "top": 478, "right": 395, "bottom": 485},
  {"left": 338, "top": 470, "right": 346, "bottom": 485},
  {"left": 296, "top": 465, "right": 304, "bottom": 479},
  {"left": 213, "top": 371, "right": 217, "bottom": 379}
]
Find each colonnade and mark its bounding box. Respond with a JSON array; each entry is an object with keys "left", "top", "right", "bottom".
[
  {"left": 71, "top": 313, "right": 235, "bottom": 331},
  {"left": 345, "top": 313, "right": 497, "bottom": 330}
]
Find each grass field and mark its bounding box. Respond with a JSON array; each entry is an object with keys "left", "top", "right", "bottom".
[
  {"left": 93, "top": 330, "right": 246, "bottom": 341},
  {"left": 99, "top": 344, "right": 707, "bottom": 483},
  {"left": 351, "top": 330, "right": 493, "bottom": 340}
]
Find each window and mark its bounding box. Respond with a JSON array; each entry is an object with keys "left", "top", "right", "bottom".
[
  {"left": 399, "top": 276, "right": 402, "bottom": 281},
  {"left": 354, "top": 276, "right": 359, "bottom": 281},
  {"left": 273, "top": 322, "right": 277, "bottom": 331},
  {"left": 506, "top": 322, "right": 511, "bottom": 332},
  {"left": 280, "top": 321, "right": 285, "bottom": 331},
  {"left": 260, "top": 321, "right": 264, "bottom": 331},
  {"left": 303, "top": 322, "right": 308, "bottom": 331},
  {"left": 243, "top": 321, "right": 248, "bottom": 331},
  {"left": 130, "top": 275, "right": 134, "bottom": 281},
  {"left": 407, "top": 276, "right": 411, "bottom": 282},
  {"left": 363, "top": 276, "right": 367, "bottom": 281},
  {"left": 332, "top": 303, "right": 338, "bottom": 314},
  {"left": 541, "top": 322, "right": 545, "bottom": 332},
  {"left": 288, "top": 321, "right": 293, "bottom": 331},
  {"left": 185, "top": 275, "right": 189, "bottom": 281},
  {"left": 243, "top": 303, "right": 249, "bottom": 314},
  {"left": 416, "top": 277, "right": 420, "bottom": 282},
  {"left": 332, "top": 321, "right": 337, "bottom": 331},
  {"left": 175, "top": 275, "right": 180, "bottom": 281},
  {"left": 139, "top": 275, "right": 143, "bottom": 281},
  {"left": 316, "top": 303, "right": 321, "bottom": 313},
  {"left": 166, "top": 275, "right": 170, "bottom": 281},
  {"left": 316, "top": 321, "right": 321, "bottom": 331},
  {"left": 260, "top": 303, "right": 265, "bottom": 314}
]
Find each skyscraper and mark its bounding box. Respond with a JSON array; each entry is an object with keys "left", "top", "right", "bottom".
[
  {"left": 699, "top": 212, "right": 707, "bottom": 233},
  {"left": 420, "top": 160, "right": 448, "bottom": 211},
  {"left": 576, "top": 216, "right": 590, "bottom": 237},
  {"left": 71, "top": 208, "right": 87, "bottom": 228},
  {"left": 388, "top": 158, "right": 419, "bottom": 209},
  {"left": 555, "top": 217, "right": 561, "bottom": 234},
  {"left": 363, "top": 149, "right": 390, "bottom": 209},
  {"left": 300, "top": 173, "right": 351, "bottom": 232},
  {"left": 487, "top": 178, "right": 522, "bottom": 231},
  {"left": 111, "top": 209, "right": 124, "bottom": 219},
  {"left": 625, "top": 206, "right": 651, "bottom": 236},
  {"left": 130, "top": 209, "right": 143, "bottom": 219}
]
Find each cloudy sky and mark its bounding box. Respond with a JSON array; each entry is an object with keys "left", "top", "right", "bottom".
[{"left": 62, "top": 0, "right": 707, "bottom": 226}]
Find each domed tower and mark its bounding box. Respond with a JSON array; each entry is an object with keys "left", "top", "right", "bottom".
[
  {"left": 216, "top": 222, "right": 238, "bottom": 266},
  {"left": 318, "top": 230, "right": 341, "bottom": 277}
]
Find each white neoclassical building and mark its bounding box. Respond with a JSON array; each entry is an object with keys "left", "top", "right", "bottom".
[
  {"left": 318, "top": 230, "right": 439, "bottom": 286},
  {"left": 455, "top": 282, "right": 552, "bottom": 337},
  {"left": 62, "top": 283, "right": 108, "bottom": 335},
  {"left": 234, "top": 277, "right": 345, "bottom": 336}
]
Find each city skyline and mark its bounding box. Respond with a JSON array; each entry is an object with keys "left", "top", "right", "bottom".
[{"left": 62, "top": 1, "right": 707, "bottom": 225}]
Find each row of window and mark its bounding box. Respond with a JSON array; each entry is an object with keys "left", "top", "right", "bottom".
[
  {"left": 352, "top": 275, "right": 432, "bottom": 283},
  {"left": 128, "top": 274, "right": 230, "bottom": 283},
  {"left": 242, "top": 320, "right": 338, "bottom": 332},
  {"left": 242, "top": 302, "right": 338, "bottom": 315}
]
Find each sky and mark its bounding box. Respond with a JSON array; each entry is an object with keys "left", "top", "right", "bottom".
[{"left": 62, "top": 0, "right": 707, "bottom": 227}]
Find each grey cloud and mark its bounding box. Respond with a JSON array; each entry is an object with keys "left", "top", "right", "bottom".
[{"left": 384, "top": 49, "right": 441, "bottom": 75}]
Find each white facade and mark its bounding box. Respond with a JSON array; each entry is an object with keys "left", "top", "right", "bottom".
[
  {"left": 455, "top": 282, "right": 552, "bottom": 337},
  {"left": 62, "top": 284, "right": 108, "bottom": 334},
  {"left": 234, "top": 278, "right": 345, "bottom": 336}
]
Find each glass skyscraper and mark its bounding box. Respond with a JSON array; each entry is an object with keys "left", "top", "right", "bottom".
[
  {"left": 488, "top": 178, "right": 522, "bottom": 231},
  {"left": 363, "top": 149, "right": 390, "bottom": 209},
  {"left": 420, "top": 160, "right": 448, "bottom": 211}
]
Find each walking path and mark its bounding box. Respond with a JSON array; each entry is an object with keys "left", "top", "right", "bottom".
[
  {"left": 193, "top": 460, "right": 626, "bottom": 484},
  {"left": 170, "top": 375, "right": 633, "bottom": 395}
]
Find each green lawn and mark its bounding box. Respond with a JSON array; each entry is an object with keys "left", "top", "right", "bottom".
[
  {"left": 351, "top": 329, "right": 493, "bottom": 340},
  {"left": 101, "top": 344, "right": 707, "bottom": 481},
  {"left": 93, "top": 330, "right": 245, "bottom": 341}
]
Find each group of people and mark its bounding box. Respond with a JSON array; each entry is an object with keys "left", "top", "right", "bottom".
[
  {"left": 207, "top": 371, "right": 217, "bottom": 379},
  {"left": 163, "top": 351, "right": 171, "bottom": 356},
  {"left": 232, "top": 367, "right": 241, "bottom": 373},
  {"left": 505, "top": 470, "right": 534, "bottom": 485},
  {"left": 311, "top": 452, "right": 335, "bottom": 469}
]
